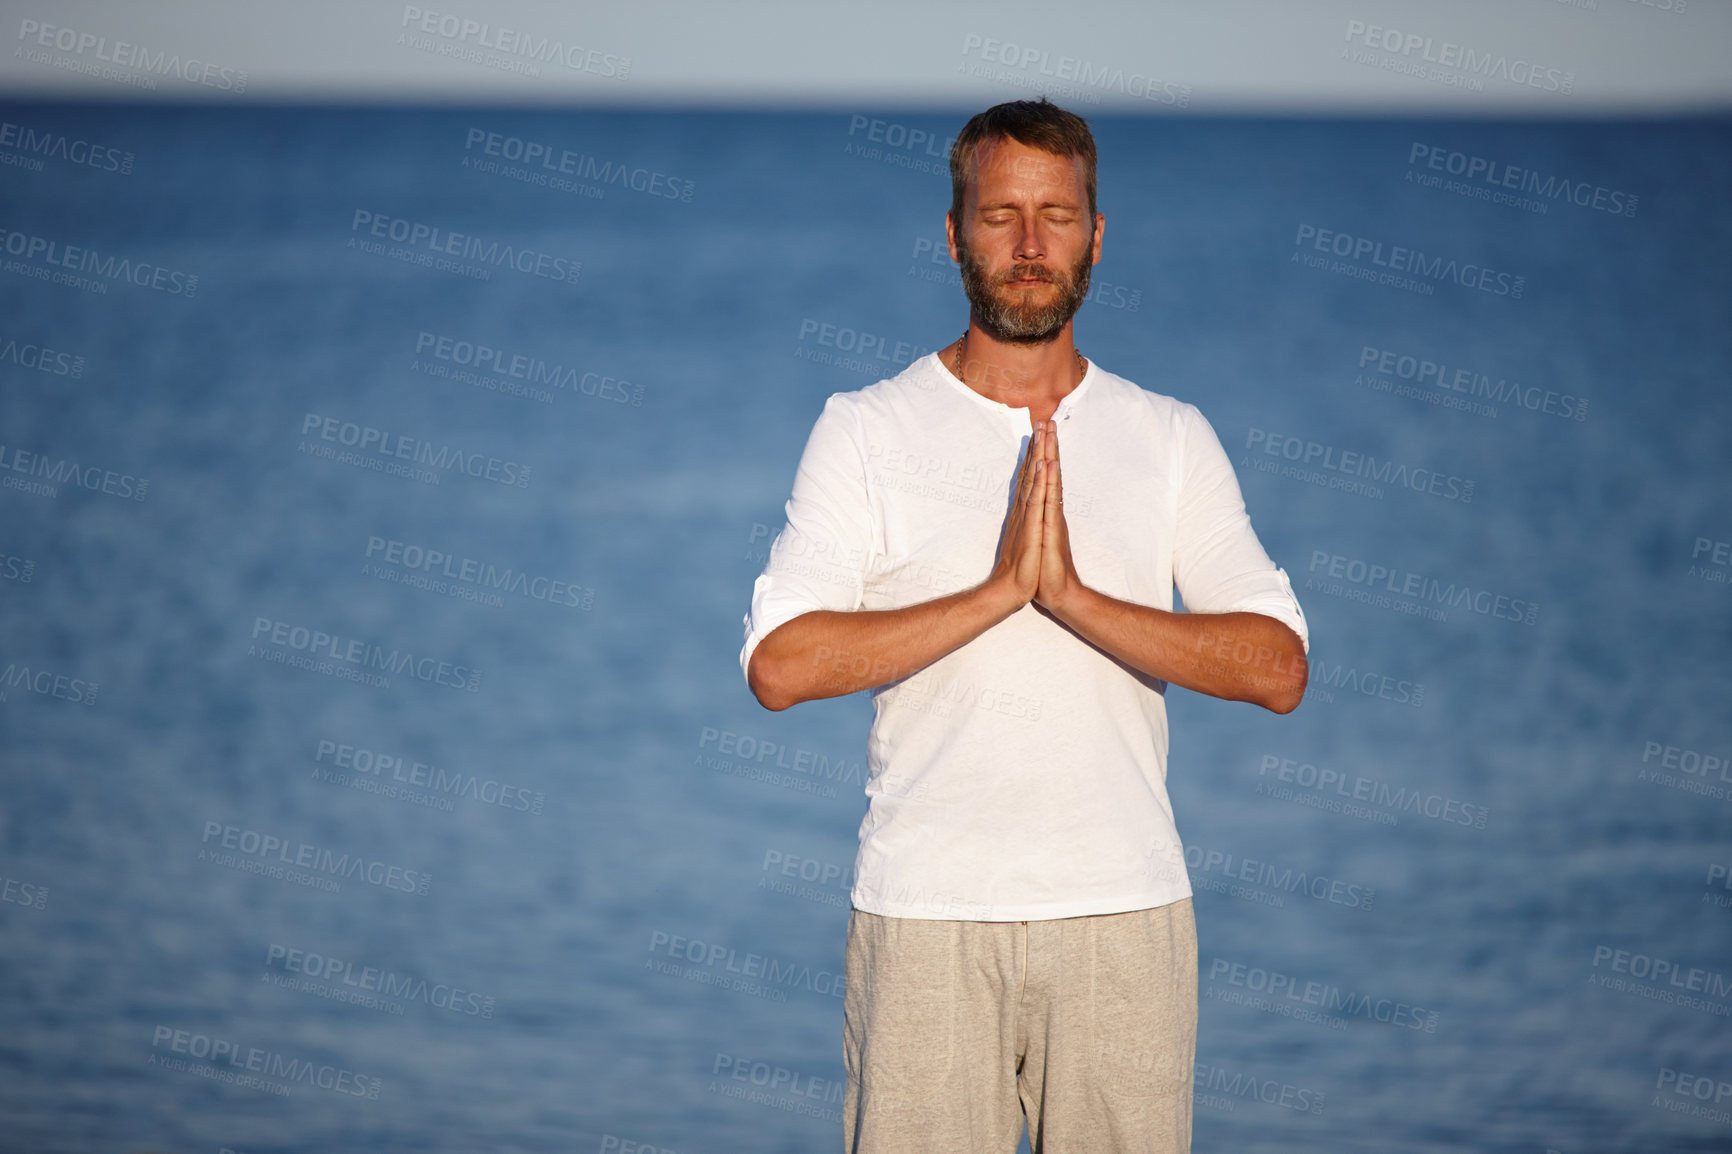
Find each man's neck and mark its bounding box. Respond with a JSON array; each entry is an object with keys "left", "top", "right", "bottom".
[{"left": 945, "top": 319, "right": 1087, "bottom": 420}]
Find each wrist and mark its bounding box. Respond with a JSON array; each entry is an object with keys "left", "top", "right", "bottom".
[
  {"left": 1043, "top": 579, "right": 1097, "bottom": 628},
  {"left": 975, "top": 573, "right": 1032, "bottom": 622}
]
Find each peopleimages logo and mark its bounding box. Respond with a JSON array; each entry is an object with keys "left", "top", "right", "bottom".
[
  {"left": 1206, "top": 956, "right": 1440, "bottom": 1032},
  {"left": 1244, "top": 427, "right": 1475, "bottom": 504},
  {"left": 696, "top": 727, "right": 866, "bottom": 788},
  {"left": 1688, "top": 537, "right": 1730, "bottom": 589},
  {"left": 265, "top": 942, "right": 496, "bottom": 1018},
  {"left": 349, "top": 210, "right": 580, "bottom": 285},
  {"left": 1194, "top": 1061, "right": 1327, "bottom": 1115},
  {"left": 0, "top": 442, "right": 148, "bottom": 502},
  {"left": 709, "top": 1052, "right": 846, "bottom": 1123},
  {"left": 398, "top": 5, "right": 630, "bottom": 80},
  {"left": 461, "top": 129, "right": 692, "bottom": 202},
  {"left": 199, "top": 820, "right": 433, "bottom": 895},
  {"left": 1257, "top": 754, "right": 1489, "bottom": 830},
  {"left": 0, "top": 335, "right": 85, "bottom": 378},
  {"left": 1305, "top": 549, "right": 1539, "bottom": 626},
  {"left": 0, "top": 873, "right": 47, "bottom": 911},
  {"left": 249, "top": 615, "right": 482, "bottom": 692},
  {"left": 1356, "top": 345, "right": 1588, "bottom": 423},
  {"left": 299, "top": 413, "right": 531, "bottom": 489},
  {"left": 16, "top": 19, "right": 249, "bottom": 92},
  {"left": 364, "top": 536, "right": 593, "bottom": 611},
  {"left": 0, "top": 659, "right": 98, "bottom": 706},
  {"left": 412, "top": 331, "right": 643, "bottom": 407},
  {"left": 647, "top": 930, "right": 846, "bottom": 1000},
  {"left": 1294, "top": 224, "right": 1524, "bottom": 298},
  {"left": 0, "top": 120, "right": 133, "bottom": 174},
  {"left": 149, "top": 1025, "right": 379, "bottom": 1098},
  {"left": 1653, "top": 1067, "right": 1732, "bottom": 1127},
  {"left": 0, "top": 227, "right": 197, "bottom": 296},
  {"left": 1341, "top": 19, "right": 1574, "bottom": 95},
  {"left": 958, "top": 34, "right": 1191, "bottom": 106},
  {"left": 1305, "top": 653, "right": 1424, "bottom": 708},
  {"left": 796, "top": 319, "right": 932, "bottom": 368},
  {"left": 314, "top": 736, "right": 546, "bottom": 815},
  {"left": 1185, "top": 843, "right": 1375, "bottom": 911},
  {"left": 1406, "top": 143, "right": 1636, "bottom": 218}
]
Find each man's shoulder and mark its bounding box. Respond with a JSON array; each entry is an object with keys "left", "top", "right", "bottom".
[
  {"left": 1088, "top": 365, "right": 1208, "bottom": 429},
  {"left": 818, "top": 353, "right": 950, "bottom": 419}
]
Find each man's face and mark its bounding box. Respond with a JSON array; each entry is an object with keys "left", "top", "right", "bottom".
[{"left": 948, "top": 137, "right": 1104, "bottom": 345}]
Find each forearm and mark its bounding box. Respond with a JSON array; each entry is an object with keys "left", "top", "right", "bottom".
[
  {"left": 748, "top": 580, "right": 1024, "bottom": 711},
  {"left": 1048, "top": 586, "right": 1308, "bottom": 712}
]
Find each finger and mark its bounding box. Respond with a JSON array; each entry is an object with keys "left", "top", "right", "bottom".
[
  {"left": 1036, "top": 423, "right": 1058, "bottom": 507},
  {"left": 1025, "top": 426, "right": 1051, "bottom": 507},
  {"left": 1013, "top": 453, "right": 1033, "bottom": 520},
  {"left": 1014, "top": 427, "right": 1039, "bottom": 506},
  {"left": 1025, "top": 459, "right": 1047, "bottom": 532},
  {"left": 1012, "top": 459, "right": 1043, "bottom": 584}
]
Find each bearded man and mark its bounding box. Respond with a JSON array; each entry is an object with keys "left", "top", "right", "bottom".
[{"left": 741, "top": 98, "right": 1309, "bottom": 1154}]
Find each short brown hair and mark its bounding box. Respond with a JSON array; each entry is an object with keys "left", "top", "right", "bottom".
[{"left": 949, "top": 98, "right": 1098, "bottom": 222}]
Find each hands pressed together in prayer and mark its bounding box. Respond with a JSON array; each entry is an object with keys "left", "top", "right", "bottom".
[{"left": 989, "top": 418, "right": 1084, "bottom": 617}]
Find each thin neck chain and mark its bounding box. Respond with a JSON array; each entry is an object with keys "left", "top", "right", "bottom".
[{"left": 952, "top": 331, "right": 1087, "bottom": 388}]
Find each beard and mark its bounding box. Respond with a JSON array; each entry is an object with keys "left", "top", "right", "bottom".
[{"left": 957, "top": 234, "right": 1094, "bottom": 345}]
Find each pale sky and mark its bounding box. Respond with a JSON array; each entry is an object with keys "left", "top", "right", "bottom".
[{"left": 2, "top": 0, "right": 1725, "bottom": 113}]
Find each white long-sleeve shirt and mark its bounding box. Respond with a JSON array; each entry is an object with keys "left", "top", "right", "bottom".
[{"left": 741, "top": 353, "right": 1308, "bottom": 921}]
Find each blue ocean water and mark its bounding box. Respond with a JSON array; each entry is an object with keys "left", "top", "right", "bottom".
[{"left": 0, "top": 105, "right": 1729, "bottom": 1153}]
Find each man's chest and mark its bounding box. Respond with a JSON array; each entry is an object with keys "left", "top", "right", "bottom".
[{"left": 858, "top": 414, "right": 1180, "bottom": 604}]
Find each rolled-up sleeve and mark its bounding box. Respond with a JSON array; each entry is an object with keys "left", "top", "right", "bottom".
[
  {"left": 1169, "top": 404, "right": 1309, "bottom": 652},
  {"left": 740, "top": 395, "right": 879, "bottom": 682}
]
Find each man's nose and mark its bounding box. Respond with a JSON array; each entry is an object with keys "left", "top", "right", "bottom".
[{"left": 1015, "top": 221, "right": 1044, "bottom": 260}]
